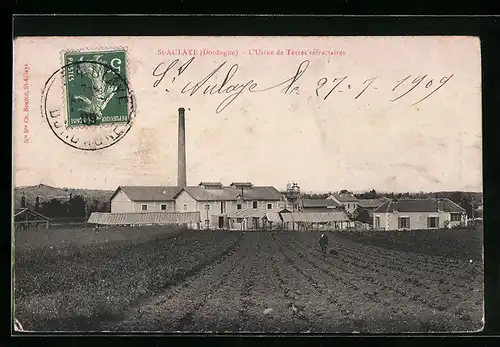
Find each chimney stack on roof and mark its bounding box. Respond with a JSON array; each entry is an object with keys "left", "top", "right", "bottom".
[{"left": 178, "top": 107, "right": 187, "bottom": 187}]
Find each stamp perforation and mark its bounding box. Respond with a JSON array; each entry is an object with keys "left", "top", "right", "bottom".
[
  {"left": 39, "top": 46, "right": 136, "bottom": 150},
  {"left": 58, "top": 46, "right": 134, "bottom": 132}
]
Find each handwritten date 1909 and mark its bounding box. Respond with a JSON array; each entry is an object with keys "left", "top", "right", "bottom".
[{"left": 152, "top": 57, "right": 454, "bottom": 113}]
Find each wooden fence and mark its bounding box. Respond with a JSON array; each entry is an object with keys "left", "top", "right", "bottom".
[{"left": 14, "top": 217, "right": 89, "bottom": 231}]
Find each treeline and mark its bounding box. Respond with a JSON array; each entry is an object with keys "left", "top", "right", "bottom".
[{"left": 20, "top": 194, "right": 110, "bottom": 219}]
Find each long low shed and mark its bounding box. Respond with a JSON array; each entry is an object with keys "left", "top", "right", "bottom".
[
  {"left": 280, "top": 211, "right": 350, "bottom": 223},
  {"left": 87, "top": 212, "right": 201, "bottom": 225}
]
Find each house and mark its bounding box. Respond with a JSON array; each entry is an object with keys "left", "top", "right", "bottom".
[
  {"left": 355, "top": 198, "right": 389, "bottom": 224},
  {"left": 110, "top": 186, "right": 182, "bottom": 213},
  {"left": 110, "top": 182, "right": 282, "bottom": 229},
  {"left": 299, "top": 198, "right": 342, "bottom": 212},
  {"left": 372, "top": 198, "right": 467, "bottom": 231},
  {"left": 327, "top": 192, "right": 359, "bottom": 215}
]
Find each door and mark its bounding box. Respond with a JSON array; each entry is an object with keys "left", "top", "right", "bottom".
[
  {"left": 219, "top": 216, "right": 224, "bottom": 229},
  {"left": 253, "top": 217, "right": 259, "bottom": 229}
]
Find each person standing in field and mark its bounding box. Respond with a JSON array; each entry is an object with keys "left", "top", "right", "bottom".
[{"left": 319, "top": 233, "right": 329, "bottom": 255}]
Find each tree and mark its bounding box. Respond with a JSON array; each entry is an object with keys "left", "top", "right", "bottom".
[
  {"left": 354, "top": 208, "right": 371, "bottom": 224},
  {"left": 21, "top": 195, "right": 26, "bottom": 208},
  {"left": 35, "top": 196, "right": 40, "bottom": 211},
  {"left": 89, "top": 199, "right": 100, "bottom": 213},
  {"left": 356, "top": 189, "right": 378, "bottom": 199},
  {"left": 41, "top": 198, "right": 66, "bottom": 218},
  {"left": 67, "top": 194, "right": 86, "bottom": 219}
]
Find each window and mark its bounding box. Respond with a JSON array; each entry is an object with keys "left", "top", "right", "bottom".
[
  {"left": 375, "top": 216, "right": 380, "bottom": 227},
  {"left": 398, "top": 217, "right": 410, "bottom": 229},
  {"left": 253, "top": 201, "right": 258, "bottom": 209},
  {"left": 427, "top": 216, "right": 439, "bottom": 228},
  {"left": 141, "top": 204, "right": 147, "bottom": 211},
  {"left": 221, "top": 201, "right": 226, "bottom": 214},
  {"left": 267, "top": 203, "right": 272, "bottom": 209},
  {"left": 161, "top": 204, "right": 167, "bottom": 211},
  {"left": 237, "top": 204, "right": 242, "bottom": 210},
  {"left": 183, "top": 204, "right": 187, "bottom": 210},
  {"left": 450, "top": 213, "right": 461, "bottom": 222},
  {"left": 205, "top": 204, "right": 210, "bottom": 210}
]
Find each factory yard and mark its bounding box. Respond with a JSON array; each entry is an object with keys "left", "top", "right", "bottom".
[{"left": 14, "top": 227, "right": 483, "bottom": 333}]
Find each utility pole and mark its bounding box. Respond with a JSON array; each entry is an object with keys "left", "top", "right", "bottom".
[
  {"left": 84, "top": 198, "right": 88, "bottom": 228},
  {"left": 205, "top": 204, "right": 209, "bottom": 230}
]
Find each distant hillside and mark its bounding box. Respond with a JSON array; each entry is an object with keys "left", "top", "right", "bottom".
[{"left": 13, "top": 184, "right": 114, "bottom": 208}]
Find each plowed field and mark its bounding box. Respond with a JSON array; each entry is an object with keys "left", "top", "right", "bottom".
[{"left": 14, "top": 228, "right": 483, "bottom": 333}]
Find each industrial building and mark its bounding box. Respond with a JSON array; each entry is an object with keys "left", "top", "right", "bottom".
[
  {"left": 87, "top": 107, "right": 357, "bottom": 231},
  {"left": 88, "top": 108, "right": 285, "bottom": 230}
]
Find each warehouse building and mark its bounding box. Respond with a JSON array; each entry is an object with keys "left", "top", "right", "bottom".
[
  {"left": 281, "top": 211, "right": 352, "bottom": 231},
  {"left": 99, "top": 182, "right": 282, "bottom": 229}
]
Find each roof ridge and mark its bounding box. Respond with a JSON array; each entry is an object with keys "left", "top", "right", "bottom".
[{"left": 443, "top": 198, "right": 467, "bottom": 212}]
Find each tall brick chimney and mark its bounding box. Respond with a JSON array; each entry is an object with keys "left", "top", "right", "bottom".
[{"left": 177, "top": 107, "right": 187, "bottom": 187}]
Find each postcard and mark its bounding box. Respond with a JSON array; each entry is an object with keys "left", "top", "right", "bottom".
[{"left": 12, "top": 36, "right": 483, "bottom": 333}]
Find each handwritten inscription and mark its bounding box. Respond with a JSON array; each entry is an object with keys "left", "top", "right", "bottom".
[{"left": 152, "top": 57, "right": 454, "bottom": 114}]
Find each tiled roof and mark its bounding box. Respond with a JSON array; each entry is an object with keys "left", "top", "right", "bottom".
[
  {"left": 198, "top": 182, "right": 223, "bottom": 187},
  {"left": 373, "top": 199, "right": 466, "bottom": 213},
  {"left": 239, "top": 186, "right": 282, "bottom": 201},
  {"left": 112, "top": 185, "right": 282, "bottom": 203},
  {"left": 14, "top": 208, "right": 51, "bottom": 220},
  {"left": 87, "top": 212, "right": 200, "bottom": 225},
  {"left": 265, "top": 212, "right": 282, "bottom": 223},
  {"left": 184, "top": 186, "right": 238, "bottom": 201},
  {"left": 301, "top": 207, "right": 340, "bottom": 213},
  {"left": 185, "top": 186, "right": 281, "bottom": 202},
  {"left": 330, "top": 193, "right": 358, "bottom": 202},
  {"left": 357, "top": 199, "right": 387, "bottom": 209},
  {"left": 230, "top": 182, "right": 254, "bottom": 187},
  {"left": 113, "top": 186, "right": 182, "bottom": 202},
  {"left": 228, "top": 208, "right": 270, "bottom": 218},
  {"left": 302, "top": 198, "right": 341, "bottom": 208},
  {"left": 281, "top": 211, "right": 350, "bottom": 223}
]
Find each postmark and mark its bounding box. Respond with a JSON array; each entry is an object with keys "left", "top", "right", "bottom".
[{"left": 41, "top": 48, "right": 136, "bottom": 151}]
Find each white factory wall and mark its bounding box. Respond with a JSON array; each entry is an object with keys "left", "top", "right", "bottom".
[{"left": 110, "top": 189, "right": 175, "bottom": 213}]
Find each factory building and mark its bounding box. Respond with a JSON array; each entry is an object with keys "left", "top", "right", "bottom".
[{"left": 89, "top": 108, "right": 283, "bottom": 229}]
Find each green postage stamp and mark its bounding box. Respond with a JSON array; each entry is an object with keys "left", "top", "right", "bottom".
[{"left": 63, "top": 50, "right": 129, "bottom": 127}]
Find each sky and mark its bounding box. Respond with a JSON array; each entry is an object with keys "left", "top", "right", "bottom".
[{"left": 13, "top": 36, "right": 482, "bottom": 193}]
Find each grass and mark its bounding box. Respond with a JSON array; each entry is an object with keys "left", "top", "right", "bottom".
[
  {"left": 14, "top": 226, "right": 183, "bottom": 253},
  {"left": 14, "top": 227, "right": 240, "bottom": 331}
]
